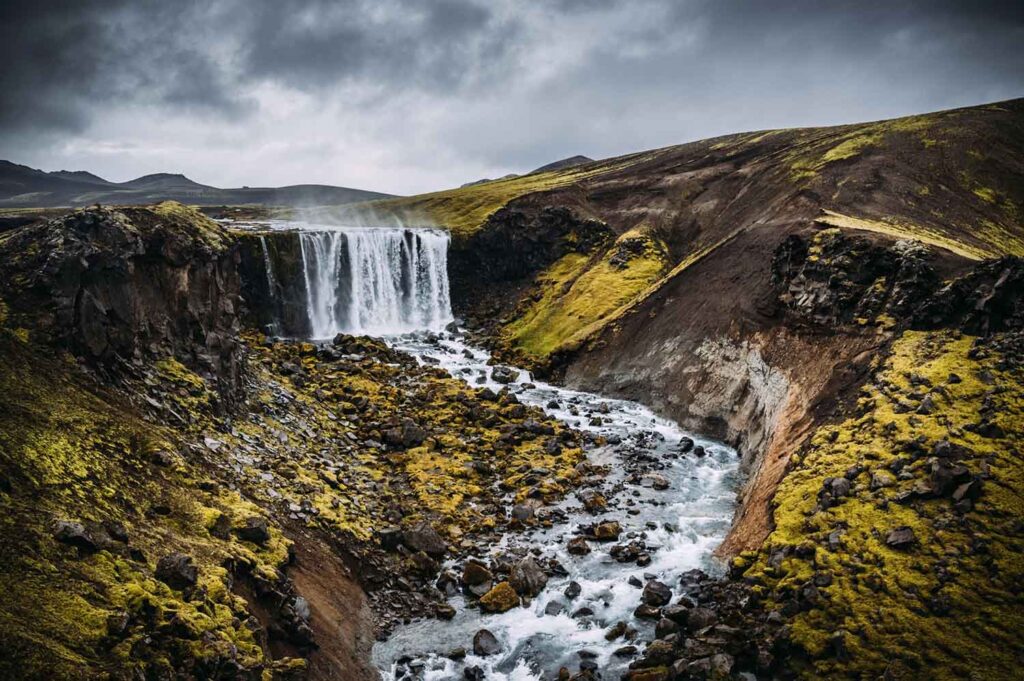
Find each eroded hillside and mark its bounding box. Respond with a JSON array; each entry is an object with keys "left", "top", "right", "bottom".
[{"left": 357, "top": 98, "right": 1024, "bottom": 679}]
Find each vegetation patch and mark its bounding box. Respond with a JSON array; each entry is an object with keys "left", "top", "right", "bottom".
[
  {"left": 737, "top": 330, "right": 1024, "bottom": 679},
  {"left": 503, "top": 228, "right": 668, "bottom": 359}
]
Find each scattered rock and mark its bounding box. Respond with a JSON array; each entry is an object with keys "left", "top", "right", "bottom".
[
  {"left": 591, "top": 520, "right": 622, "bottom": 541},
  {"left": 479, "top": 582, "right": 519, "bottom": 613},
  {"left": 402, "top": 522, "right": 448, "bottom": 558},
  {"left": 885, "top": 526, "right": 917, "bottom": 550},
  {"left": 52, "top": 520, "right": 97, "bottom": 554},
  {"left": 509, "top": 557, "right": 548, "bottom": 597},
  {"left": 491, "top": 366, "right": 518, "bottom": 384},
  {"left": 642, "top": 580, "right": 672, "bottom": 607},
  {"left": 567, "top": 536, "right": 592, "bottom": 555},
  {"left": 235, "top": 516, "right": 270, "bottom": 544},
  {"left": 462, "top": 561, "right": 493, "bottom": 587},
  {"left": 155, "top": 552, "right": 198, "bottom": 590},
  {"left": 472, "top": 629, "right": 501, "bottom": 656}
]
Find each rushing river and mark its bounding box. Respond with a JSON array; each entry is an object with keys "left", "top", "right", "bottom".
[
  {"left": 375, "top": 330, "right": 739, "bottom": 680},
  {"left": 231, "top": 219, "right": 739, "bottom": 679}
]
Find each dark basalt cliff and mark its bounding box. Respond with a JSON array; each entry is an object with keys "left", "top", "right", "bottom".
[{"left": 0, "top": 202, "right": 244, "bottom": 399}]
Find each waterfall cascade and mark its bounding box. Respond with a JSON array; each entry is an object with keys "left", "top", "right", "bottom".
[{"left": 296, "top": 227, "right": 453, "bottom": 339}]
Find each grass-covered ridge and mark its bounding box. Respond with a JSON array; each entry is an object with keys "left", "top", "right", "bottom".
[
  {"left": 735, "top": 329, "right": 1024, "bottom": 679},
  {"left": 503, "top": 228, "right": 669, "bottom": 359},
  {"left": 358, "top": 153, "right": 658, "bottom": 241}
]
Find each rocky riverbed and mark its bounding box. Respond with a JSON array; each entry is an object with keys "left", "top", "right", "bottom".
[{"left": 374, "top": 331, "right": 739, "bottom": 680}]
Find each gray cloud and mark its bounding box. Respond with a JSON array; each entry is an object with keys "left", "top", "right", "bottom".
[{"left": 1, "top": 0, "right": 1021, "bottom": 194}]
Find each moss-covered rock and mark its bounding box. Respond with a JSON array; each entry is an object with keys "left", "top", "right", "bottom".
[{"left": 737, "top": 329, "right": 1024, "bottom": 679}]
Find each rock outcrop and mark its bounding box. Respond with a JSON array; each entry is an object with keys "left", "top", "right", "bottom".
[{"left": 0, "top": 202, "right": 243, "bottom": 398}]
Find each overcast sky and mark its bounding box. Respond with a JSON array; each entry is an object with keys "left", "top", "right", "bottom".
[{"left": 2, "top": 0, "right": 1022, "bottom": 195}]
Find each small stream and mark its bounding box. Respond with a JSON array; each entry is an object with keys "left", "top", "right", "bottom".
[{"left": 375, "top": 330, "right": 739, "bottom": 680}]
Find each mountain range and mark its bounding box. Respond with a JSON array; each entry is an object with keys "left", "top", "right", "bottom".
[{"left": 0, "top": 160, "right": 396, "bottom": 208}]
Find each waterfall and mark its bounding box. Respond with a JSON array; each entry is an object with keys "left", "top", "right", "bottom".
[
  {"left": 259, "top": 236, "right": 281, "bottom": 335},
  {"left": 298, "top": 228, "right": 452, "bottom": 339}
]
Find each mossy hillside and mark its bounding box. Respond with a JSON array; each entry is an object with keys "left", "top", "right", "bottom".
[
  {"left": 357, "top": 153, "right": 658, "bottom": 242},
  {"left": 737, "top": 330, "right": 1024, "bottom": 679},
  {"left": 503, "top": 228, "right": 669, "bottom": 359},
  {"left": 0, "top": 332, "right": 295, "bottom": 679},
  {"left": 786, "top": 114, "right": 936, "bottom": 181}
]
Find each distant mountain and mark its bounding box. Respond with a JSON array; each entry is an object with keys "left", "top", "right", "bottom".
[
  {"left": 529, "top": 154, "right": 593, "bottom": 174},
  {"left": 459, "top": 155, "right": 594, "bottom": 188},
  {"left": 0, "top": 161, "right": 396, "bottom": 208}
]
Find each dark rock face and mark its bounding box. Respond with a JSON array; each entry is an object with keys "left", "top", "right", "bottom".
[
  {"left": 449, "top": 205, "right": 613, "bottom": 310},
  {"left": 236, "top": 230, "right": 311, "bottom": 337},
  {"left": 0, "top": 204, "right": 243, "bottom": 399},
  {"left": 772, "top": 230, "right": 938, "bottom": 328},
  {"left": 913, "top": 257, "right": 1024, "bottom": 333}
]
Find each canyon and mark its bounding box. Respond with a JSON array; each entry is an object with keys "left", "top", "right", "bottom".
[{"left": 0, "top": 99, "right": 1022, "bottom": 680}]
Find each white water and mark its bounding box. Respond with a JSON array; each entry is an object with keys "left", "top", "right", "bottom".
[
  {"left": 375, "top": 332, "right": 739, "bottom": 680},
  {"left": 298, "top": 228, "right": 453, "bottom": 339}
]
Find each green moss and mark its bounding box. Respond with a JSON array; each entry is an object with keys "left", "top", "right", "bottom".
[
  {"left": 0, "top": 333, "right": 287, "bottom": 678},
  {"left": 150, "top": 201, "right": 232, "bottom": 251},
  {"left": 741, "top": 330, "right": 1024, "bottom": 679},
  {"left": 504, "top": 228, "right": 668, "bottom": 359},
  {"left": 973, "top": 187, "right": 998, "bottom": 204}
]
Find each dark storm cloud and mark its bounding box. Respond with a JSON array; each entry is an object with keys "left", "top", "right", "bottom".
[
  {"left": 0, "top": 0, "right": 244, "bottom": 135},
  {"left": 1, "top": 0, "right": 1021, "bottom": 192},
  {"left": 237, "top": 0, "right": 517, "bottom": 92}
]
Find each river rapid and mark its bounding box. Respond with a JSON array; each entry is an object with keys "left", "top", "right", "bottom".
[{"left": 374, "top": 330, "right": 739, "bottom": 680}]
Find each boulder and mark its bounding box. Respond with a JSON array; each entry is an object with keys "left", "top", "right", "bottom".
[
  {"left": 579, "top": 489, "right": 607, "bottom": 512},
  {"left": 473, "top": 629, "right": 501, "bottom": 656},
  {"left": 479, "top": 582, "right": 519, "bottom": 613},
  {"left": 402, "top": 522, "right": 448, "bottom": 558},
  {"left": 462, "top": 561, "right": 493, "bottom": 587},
  {"left": 52, "top": 520, "right": 97, "bottom": 554},
  {"left": 383, "top": 418, "right": 427, "bottom": 449},
  {"left": 567, "top": 536, "right": 592, "bottom": 555},
  {"left": 235, "top": 516, "right": 271, "bottom": 544},
  {"left": 509, "top": 557, "right": 548, "bottom": 597},
  {"left": 592, "top": 520, "right": 622, "bottom": 541},
  {"left": 886, "top": 526, "right": 917, "bottom": 550},
  {"left": 687, "top": 607, "right": 718, "bottom": 632},
  {"left": 491, "top": 366, "right": 518, "bottom": 384},
  {"left": 155, "top": 552, "right": 198, "bottom": 590},
  {"left": 641, "top": 580, "right": 672, "bottom": 607}
]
